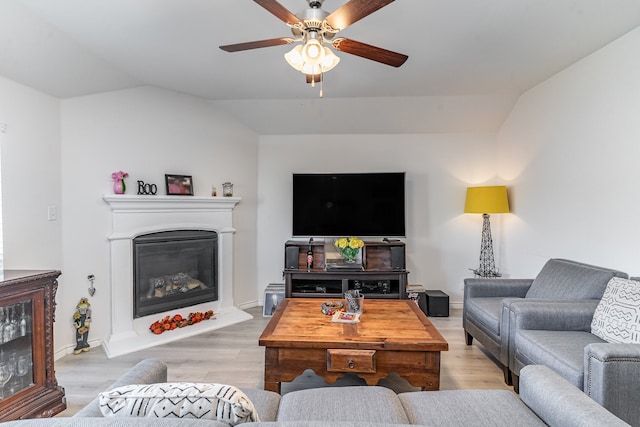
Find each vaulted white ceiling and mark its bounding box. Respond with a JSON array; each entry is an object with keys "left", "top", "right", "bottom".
[{"left": 1, "top": 0, "right": 639, "bottom": 134}]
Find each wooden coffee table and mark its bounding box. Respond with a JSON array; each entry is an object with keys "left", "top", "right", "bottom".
[{"left": 259, "top": 298, "right": 448, "bottom": 393}]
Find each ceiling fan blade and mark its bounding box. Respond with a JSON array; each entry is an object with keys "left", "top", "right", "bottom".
[
  {"left": 219, "top": 38, "right": 294, "bottom": 52},
  {"left": 326, "top": 0, "right": 394, "bottom": 30},
  {"left": 332, "top": 38, "right": 408, "bottom": 67},
  {"left": 254, "top": 0, "right": 300, "bottom": 25}
]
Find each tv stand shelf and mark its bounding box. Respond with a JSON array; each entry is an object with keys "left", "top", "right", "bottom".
[{"left": 283, "top": 240, "right": 408, "bottom": 299}]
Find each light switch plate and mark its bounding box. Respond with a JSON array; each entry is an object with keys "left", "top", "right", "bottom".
[{"left": 47, "top": 206, "right": 57, "bottom": 221}]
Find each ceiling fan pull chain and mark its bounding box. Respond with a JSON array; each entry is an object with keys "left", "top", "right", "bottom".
[{"left": 319, "top": 71, "right": 324, "bottom": 98}]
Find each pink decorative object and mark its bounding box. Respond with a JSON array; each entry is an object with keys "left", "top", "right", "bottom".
[
  {"left": 113, "top": 180, "right": 124, "bottom": 194},
  {"left": 111, "top": 170, "right": 129, "bottom": 194}
]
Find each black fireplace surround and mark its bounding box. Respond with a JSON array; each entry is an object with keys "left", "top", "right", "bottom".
[{"left": 133, "top": 230, "right": 218, "bottom": 318}]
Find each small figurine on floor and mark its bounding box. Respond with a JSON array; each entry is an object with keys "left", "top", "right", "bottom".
[{"left": 73, "top": 297, "right": 92, "bottom": 355}]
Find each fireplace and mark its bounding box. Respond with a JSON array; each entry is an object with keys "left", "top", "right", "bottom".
[
  {"left": 102, "top": 195, "right": 252, "bottom": 358},
  {"left": 133, "top": 230, "right": 218, "bottom": 318}
]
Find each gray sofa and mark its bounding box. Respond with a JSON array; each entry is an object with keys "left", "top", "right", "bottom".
[
  {"left": 1, "top": 358, "right": 630, "bottom": 427},
  {"left": 509, "top": 299, "right": 640, "bottom": 426},
  {"left": 463, "top": 258, "right": 627, "bottom": 384}
]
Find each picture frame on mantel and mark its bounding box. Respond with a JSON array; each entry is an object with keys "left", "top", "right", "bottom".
[{"left": 165, "top": 174, "right": 194, "bottom": 196}]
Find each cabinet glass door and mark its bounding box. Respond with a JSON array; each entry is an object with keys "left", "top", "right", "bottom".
[{"left": 0, "top": 300, "right": 33, "bottom": 399}]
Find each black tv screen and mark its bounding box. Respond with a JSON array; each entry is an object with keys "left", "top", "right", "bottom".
[{"left": 292, "top": 172, "right": 406, "bottom": 237}]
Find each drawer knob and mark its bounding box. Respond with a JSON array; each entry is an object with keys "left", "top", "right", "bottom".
[{"left": 348, "top": 360, "right": 355, "bottom": 369}]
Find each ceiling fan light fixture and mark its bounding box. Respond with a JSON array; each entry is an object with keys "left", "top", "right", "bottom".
[
  {"left": 302, "top": 63, "right": 315, "bottom": 75},
  {"left": 284, "top": 45, "right": 304, "bottom": 71},
  {"left": 285, "top": 41, "right": 339, "bottom": 75},
  {"left": 321, "top": 46, "right": 339, "bottom": 71},
  {"left": 301, "top": 38, "right": 323, "bottom": 63}
]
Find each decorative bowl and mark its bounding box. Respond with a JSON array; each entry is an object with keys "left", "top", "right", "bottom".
[{"left": 321, "top": 300, "right": 345, "bottom": 316}]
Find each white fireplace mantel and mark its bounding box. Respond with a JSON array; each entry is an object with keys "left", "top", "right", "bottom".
[
  {"left": 103, "top": 194, "right": 242, "bottom": 212},
  {"left": 102, "top": 194, "right": 252, "bottom": 358}
]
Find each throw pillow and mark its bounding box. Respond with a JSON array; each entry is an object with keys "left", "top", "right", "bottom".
[
  {"left": 591, "top": 277, "right": 640, "bottom": 344},
  {"left": 99, "top": 382, "right": 259, "bottom": 426}
]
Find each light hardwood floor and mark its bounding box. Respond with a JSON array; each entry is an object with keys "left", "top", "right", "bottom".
[{"left": 54, "top": 306, "right": 512, "bottom": 417}]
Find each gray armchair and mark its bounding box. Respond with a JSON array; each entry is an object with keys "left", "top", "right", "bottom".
[
  {"left": 510, "top": 300, "right": 640, "bottom": 426},
  {"left": 463, "top": 258, "right": 626, "bottom": 385}
]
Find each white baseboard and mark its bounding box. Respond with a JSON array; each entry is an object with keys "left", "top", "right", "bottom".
[
  {"left": 55, "top": 338, "right": 103, "bottom": 360},
  {"left": 237, "top": 300, "right": 259, "bottom": 310}
]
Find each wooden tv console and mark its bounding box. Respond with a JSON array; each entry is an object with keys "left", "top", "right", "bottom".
[{"left": 283, "top": 240, "right": 408, "bottom": 299}]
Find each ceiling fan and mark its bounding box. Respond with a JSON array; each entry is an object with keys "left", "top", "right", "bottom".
[{"left": 219, "top": 0, "right": 408, "bottom": 88}]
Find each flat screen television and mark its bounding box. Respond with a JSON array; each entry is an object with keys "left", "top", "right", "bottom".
[{"left": 292, "top": 172, "right": 406, "bottom": 237}]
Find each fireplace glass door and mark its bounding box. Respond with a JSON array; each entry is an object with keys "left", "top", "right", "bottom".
[{"left": 133, "top": 230, "right": 218, "bottom": 318}]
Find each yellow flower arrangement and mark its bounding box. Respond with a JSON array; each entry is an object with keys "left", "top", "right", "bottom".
[{"left": 334, "top": 237, "right": 365, "bottom": 262}]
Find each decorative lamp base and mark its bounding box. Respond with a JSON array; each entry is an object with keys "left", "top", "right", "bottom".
[{"left": 472, "top": 213, "right": 501, "bottom": 278}]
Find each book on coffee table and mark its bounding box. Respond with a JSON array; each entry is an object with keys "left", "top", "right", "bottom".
[{"left": 332, "top": 311, "right": 360, "bottom": 323}]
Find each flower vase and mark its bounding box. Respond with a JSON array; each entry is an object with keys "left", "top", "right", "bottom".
[
  {"left": 113, "top": 179, "right": 125, "bottom": 194},
  {"left": 341, "top": 248, "right": 359, "bottom": 263},
  {"left": 334, "top": 237, "right": 364, "bottom": 265}
]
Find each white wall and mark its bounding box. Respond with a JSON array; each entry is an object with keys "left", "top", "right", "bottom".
[
  {"left": 59, "top": 86, "right": 259, "bottom": 355},
  {"left": 0, "top": 76, "right": 63, "bottom": 270},
  {"left": 256, "top": 134, "right": 504, "bottom": 305},
  {"left": 497, "top": 27, "right": 640, "bottom": 277}
]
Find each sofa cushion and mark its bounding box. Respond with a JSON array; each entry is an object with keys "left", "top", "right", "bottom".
[
  {"left": 591, "top": 277, "right": 640, "bottom": 344},
  {"left": 0, "top": 419, "right": 227, "bottom": 427},
  {"left": 240, "top": 388, "right": 281, "bottom": 422},
  {"left": 399, "top": 389, "right": 546, "bottom": 426},
  {"left": 277, "top": 386, "right": 409, "bottom": 424},
  {"left": 99, "top": 382, "right": 258, "bottom": 425},
  {"left": 464, "top": 298, "right": 502, "bottom": 336},
  {"left": 247, "top": 423, "right": 421, "bottom": 427},
  {"left": 526, "top": 259, "right": 625, "bottom": 299},
  {"left": 515, "top": 330, "right": 604, "bottom": 388},
  {"left": 0, "top": 421, "right": 423, "bottom": 427}
]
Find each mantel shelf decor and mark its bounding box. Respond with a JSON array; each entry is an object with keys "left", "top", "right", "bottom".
[{"left": 112, "top": 170, "right": 129, "bottom": 194}]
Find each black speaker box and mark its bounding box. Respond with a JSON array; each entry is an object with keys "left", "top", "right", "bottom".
[
  {"left": 285, "top": 246, "right": 299, "bottom": 269},
  {"left": 390, "top": 246, "right": 405, "bottom": 270},
  {"left": 425, "top": 290, "right": 449, "bottom": 317}
]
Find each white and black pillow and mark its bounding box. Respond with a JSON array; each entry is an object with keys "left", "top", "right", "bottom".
[
  {"left": 99, "top": 382, "right": 258, "bottom": 426},
  {"left": 591, "top": 277, "right": 640, "bottom": 344}
]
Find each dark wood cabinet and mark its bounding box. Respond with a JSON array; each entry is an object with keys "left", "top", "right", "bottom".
[
  {"left": 0, "top": 270, "right": 65, "bottom": 421},
  {"left": 283, "top": 241, "right": 408, "bottom": 299}
]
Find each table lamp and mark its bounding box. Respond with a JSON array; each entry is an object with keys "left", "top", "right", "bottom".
[{"left": 464, "top": 186, "right": 510, "bottom": 277}]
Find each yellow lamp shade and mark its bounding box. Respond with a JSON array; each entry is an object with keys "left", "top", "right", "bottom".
[{"left": 464, "top": 186, "right": 510, "bottom": 214}]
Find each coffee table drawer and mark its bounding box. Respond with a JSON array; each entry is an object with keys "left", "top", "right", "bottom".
[{"left": 327, "top": 349, "right": 376, "bottom": 373}]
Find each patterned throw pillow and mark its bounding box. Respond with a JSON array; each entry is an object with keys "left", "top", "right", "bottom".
[
  {"left": 591, "top": 277, "right": 640, "bottom": 343},
  {"left": 99, "top": 382, "right": 259, "bottom": 426}
]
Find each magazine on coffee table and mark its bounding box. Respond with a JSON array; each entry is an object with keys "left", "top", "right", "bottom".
[{"left": 332, "top": 311, "right": 360, "bottom": 323}]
